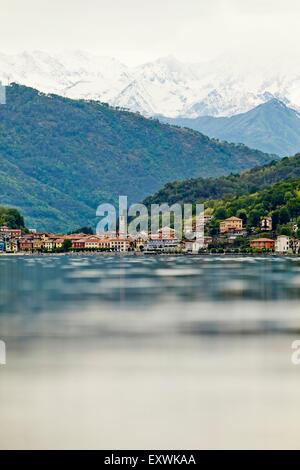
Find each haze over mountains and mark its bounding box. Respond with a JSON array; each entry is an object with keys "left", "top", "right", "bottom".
[
  {"left": 0, "top": 84, "right": 274, "bottom": 231},
  {"left": 1, "top": 50, "right": 300, "bottom": 118},
  {"left": 161, "top": 99, "right": 300, "bottom": 157}
]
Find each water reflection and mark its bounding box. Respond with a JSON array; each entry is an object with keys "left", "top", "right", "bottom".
[
  {"left": 1, "top": 255, "right": 300, "bottom": 449},
  {"left": 1, "top": 255, "right": 300, "bottom": 336}
]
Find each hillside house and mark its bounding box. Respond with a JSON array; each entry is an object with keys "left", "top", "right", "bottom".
[{"left": 219, "top": 217, "right": 243, "bottom": 234}]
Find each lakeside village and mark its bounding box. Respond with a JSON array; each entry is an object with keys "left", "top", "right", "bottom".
[{"left": 1, "top": 212, "right": 300, "bottom": 256}]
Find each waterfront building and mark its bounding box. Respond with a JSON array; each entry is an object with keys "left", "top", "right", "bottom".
[
  {"left": 0, "top": 225, "right": 22, "bottom": 238},
  {"left": 250, "top": 238, "right": 275, "bottom": 250},
  {"left": 19, "top": 238, "right": 34, "bottom": 252},
  {"left": 275, "top": 236, "right": 300, "bottom": 254},
  {"left": 144, "top": 238, "right": 181, "bottom": 253},
  {"left": 5, "top": 239, "right": 19, "bottom": 253},
  {"left": 185, "top": 236, "right": 212, "bottom": 252},
  {"left": 108, "top": 238, "right": 131, "bottom": 252}
]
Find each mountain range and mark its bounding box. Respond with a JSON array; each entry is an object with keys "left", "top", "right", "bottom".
[
  {"left": 1, "top": 51, "right": 300, "bottom": 118},
  {"left": 161, "top": 99, "right": 300, "bottom": 157},
  {"left": 0, "top": 84, "right": 273, "bottom": 232}
]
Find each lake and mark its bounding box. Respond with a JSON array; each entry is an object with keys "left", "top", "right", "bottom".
[{"left": 1, "top": 254, "right": 300, "bottom": 449}]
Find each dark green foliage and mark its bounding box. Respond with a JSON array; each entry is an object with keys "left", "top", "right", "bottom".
[
  {"left": 144, "top": 154, "right": 300, "bottom": 206},
  {"left": 68, "top": 226, "right": 94, "bottom": 235},
  {"left": 206, "top": 178, "right": 300, "bottom": 236},
  {"left": 62, "top": 239, "right": 72, "bottom": 252},
  {"left": 0, "top": 84, "right": 274, "bottom": 232},
  {"left": 0, "top": 205, "right": 25, "bottom": 229}
]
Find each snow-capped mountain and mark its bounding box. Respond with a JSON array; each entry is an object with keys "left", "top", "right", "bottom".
[
  {"left": 162, "top": 99, "right": 300, "bottom": 157},
  {"left": 1, "top": 50, "right": 300, "bottom": 118}
]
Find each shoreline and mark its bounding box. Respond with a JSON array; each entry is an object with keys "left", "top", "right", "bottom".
[{"left": 0, "top": 251, "right": 298, "bottom": 258}]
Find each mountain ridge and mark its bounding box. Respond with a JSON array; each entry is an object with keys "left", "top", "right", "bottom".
[
  {"left": 160, "top": 99, "right": 300, "bottom": 156},
  {"left": 0, "top": 84, "right": 274, "bottom": 231}
]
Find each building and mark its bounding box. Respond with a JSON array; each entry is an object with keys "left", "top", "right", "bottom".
[
  {"left": 130, "top": 232, "right": 149, "bottom": 251},
  {"left": 261, "top": 216, "right": 273, "bottom": 231},
  {"left": 0, "top": 225, "right": 22, "bottom": 238},
  {"left": 250, "top": 238, "right": 275, "bottom": 250},
  {"left": 185, "top": 236, "right": 213, "bottom": 252},
  {"left": 219, "top": 217, "right": 243, "bottom": 234},
  {"left": 72, "top": 239, "right": 86, "bottom": 250},
  {"left": 292, "top": 239, "right": 300, "bottom": 254},
  {"left": 151, "top": 227, "right": 177, "bottom": 240},
  {"left": 108, "top": 238, "right": 131, "bottom": 252},
  {"left": 5, "top": 239, "right": 19, "bottom": 253},
  {"left": 43, "top": 238, "right": 56, "bottom": 251},
  {"left": 84, "top": 237, "right": 102, "bottom": 249},
  {"left": 275, "top": 235, "right": 290, "bottom": 253},
  {"left": 118, "top": 212, "right": 127, "bottom": 238},
  {"left": 19, "top": 238, "right": 34, "bottom": 252},
  {"left": 144, "top": 238, "right": 181, "bottom": 253},
  {"left": 275, "top": 236, "right": 300, "bottom": 254},
  {"left": 71, "top": 236, "right": 130, "bottom": 252}
]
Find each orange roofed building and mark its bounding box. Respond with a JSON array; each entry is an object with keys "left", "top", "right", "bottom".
[
  {"left": 219, "top": 217, "right": 243, "bottom": 234},
  {"left": 250, "top": 238, "right": 275, "bottom": 250}
]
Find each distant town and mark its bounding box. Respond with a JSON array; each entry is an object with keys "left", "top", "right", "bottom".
[{"left": 0, "top": 213, "right": 300, "bottom": 255}]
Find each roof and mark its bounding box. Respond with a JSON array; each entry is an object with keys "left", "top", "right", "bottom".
[
  {"left": 225, "top": 216, "right": 242, "bottom": 221},
  {"left": 158, "top": 226, "right": 176, "bottom": 232},
  {"left": 251, "top": 238, "right": 275, "bottom": 242}
]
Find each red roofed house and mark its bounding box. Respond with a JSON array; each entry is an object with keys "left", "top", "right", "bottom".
[{"left": 250, "top": 238, "right": 275, "bottom": 250}]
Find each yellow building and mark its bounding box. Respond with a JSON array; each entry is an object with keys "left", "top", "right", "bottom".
[
  {"left": 32, "top": 239, "right": 44, "bottom": 251},
  {"left": 220, "top": 216, "right": 243, "bottom": 234}
]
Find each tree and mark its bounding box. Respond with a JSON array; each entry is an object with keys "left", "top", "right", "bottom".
[
  {"left": 0, "top": 206, "right": 25, "bottom": 229},
  {"left": 272, "top": 210, "right": 280, "bottom": 230},
  {"left": 237, "top": 210, "right": 247, "bottom": 225},
  {"left": 214, "top": 207, "right": 228, "bottom": 220},
  {"left": 279, "top": 225, "right": 292, "bottom": 236},
  {"left": 68, "top": 226, "right": 93, "bottom": 235},
  {"left": 247, "top": 210, "right": 260, "bottom": 228},
  {"left": 279, "top": 208, "right": 290, "bottom": 225},
  {"left": 62, "top": 239, "right": 72, "bottom": 252}
]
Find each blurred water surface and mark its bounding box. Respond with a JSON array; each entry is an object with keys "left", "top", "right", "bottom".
[{"left": 1, "top": 255, "right": 300, "bottom": 449}]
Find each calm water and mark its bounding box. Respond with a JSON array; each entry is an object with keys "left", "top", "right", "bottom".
[{"left": 1, "top": 254, "right": 300, "bottom": 449}]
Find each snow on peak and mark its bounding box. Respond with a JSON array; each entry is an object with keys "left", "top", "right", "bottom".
[{"left": 1, "top": 50, "right": 300, "bottom": 117}]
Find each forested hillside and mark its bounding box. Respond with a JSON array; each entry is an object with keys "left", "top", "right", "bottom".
[
  {"left": 0, "top": 84, "right": 274, "bottom": 231},
  {"left": 143, "top": 154, "right": 300, "bottom": 206},
  {"left": 206, "top": 178, "right": 300, "bottom": 237}
]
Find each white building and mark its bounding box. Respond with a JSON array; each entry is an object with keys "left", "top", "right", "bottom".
[
  {"left": 275, "top": 236, "right": 300, "bottom": 254},
  {"left": 275, "top": 236, "right": 291, "bottom": 253},
  {"left": 185, "top": 236, "right": 212, "bottom": 253}
]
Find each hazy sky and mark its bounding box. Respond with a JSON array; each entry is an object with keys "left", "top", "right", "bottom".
[{"left": 0, "top": 0, "right": 299, "bottom": 65}]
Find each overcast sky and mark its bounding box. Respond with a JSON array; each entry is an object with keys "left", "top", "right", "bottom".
[{"left": 0, "top": 0, "right": 299, "bottom": 65}]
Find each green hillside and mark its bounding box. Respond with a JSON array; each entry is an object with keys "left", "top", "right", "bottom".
[
  {"left": 0, "top": 84, "right": 274, "bottom": 232},
  {"left": 143, "top": 153, "right": 300, "bottom": 206},
  {"left": 206, "top": 178, "right": 300, "bottom": 238}
]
